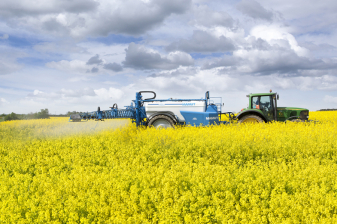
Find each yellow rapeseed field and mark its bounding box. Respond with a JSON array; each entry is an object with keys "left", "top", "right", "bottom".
[{"left": 1, "top": 112, "right": 337, "bottom": 223}]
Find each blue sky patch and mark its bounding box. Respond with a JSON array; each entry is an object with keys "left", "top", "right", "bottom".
[
  {"left": 5, "top": 35, "right": 43, "bottom": 48},
  {"left": 17, "top": 57, "right": 51, "bottom": 66}
]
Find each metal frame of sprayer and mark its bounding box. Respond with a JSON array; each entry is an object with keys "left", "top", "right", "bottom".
[{"left": 74, "top": 91, "right": 235, "bottom": 127}]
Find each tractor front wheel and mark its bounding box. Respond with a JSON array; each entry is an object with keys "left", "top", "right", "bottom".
[
  {"left": 238, "top": 114, "right": 264, "bottom": 124},
  {"left": 148, "top": 115, "right": 175, "bottom": 128}
]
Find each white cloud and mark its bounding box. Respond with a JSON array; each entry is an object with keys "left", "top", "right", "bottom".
[
  {"left": 0, "top": 98, "right": 9, "bottom": 104},
  {"left": 46, "top": 60, "right": 89, "bottom": 74},
  {"left": 250, "top": 24, "right": 309, "bottom": 57},
  {"left": 33, "top": 90, "right": 43, "bottom": 95},
  {"left": 94, "top": 87, "right": 124, "bottom": 101}
]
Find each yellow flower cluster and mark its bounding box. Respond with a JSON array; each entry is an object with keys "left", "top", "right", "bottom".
[{"left": 0, "top": 112, "right": 337, "bottom": 223}]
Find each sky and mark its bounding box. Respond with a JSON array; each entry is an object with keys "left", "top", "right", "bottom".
[{"left": 0, "top": 0, "right": 337, "bottom": 114}]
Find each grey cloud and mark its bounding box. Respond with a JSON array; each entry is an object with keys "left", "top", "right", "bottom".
[
  {"left": 0, "top": 0, "right": 98, "bottom": 17},
  {"left": 202, "top": 56, "right": 239, "bottom": 70},
  {"left": 91, "top": 67, "right": 99, "bottom": 73},
  {"left": 301, "top": 43, "right": 337, "bottom": 52},
  {"left": 42, "top": 19, "right": 69, "bottom": 34},
  {"left": 203, "top": 38, "right": 337, "bottom": 76},
  {"left": 103, "top": 63, "right": 123, "bottom": 72},
  {"left": 0, "top": 60, "right": 22, "bottom": 75},
  {"left": 0, "top": 0, "right": 191, "bottom": 37},
  {"left": 89, "top": 0, "right": 192, "bottom": 36},
  {"left": 59, "top": 0, "right": 99, "bottom": 13},
  {"left": 193, "top": 5, "right": 235, "bottom": 28},
  {"left": 86, "top": 67, "right": 99, "bottom": 73},
  {"left": 123, "top": 43, "right": 194, "bottom": 70},
  {"left": 250, "top": 0, "right": 337, "bottom": 35},
  {"left": 243, "top": 40, "right": 337, "bottom": 75},
  {"left": 86, "top": 54, "right": 103, "bottom": 65},
  {"left": 300, "top": 42, "right": 337, "bottom": 58},
  {"left": 237, "top": 0, "right": 273, "bottom": 21},
  {"left": 166, "top": 30, "right": 235, "bottom": 53}
]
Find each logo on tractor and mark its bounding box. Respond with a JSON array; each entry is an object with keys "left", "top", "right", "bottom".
[
  {"left": 182, "top": 103, "right": 195, "bottom": 106},
  {"left": 206, "top": 117, "right": 217, "bottom": 120}
]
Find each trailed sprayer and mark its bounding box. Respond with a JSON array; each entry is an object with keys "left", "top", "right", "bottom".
[
  {"left": 70, "top": 90, "right": 309, "bottom": 127},
  {"left": 72, "top": 91, "right": 233, "bottom": 127}
]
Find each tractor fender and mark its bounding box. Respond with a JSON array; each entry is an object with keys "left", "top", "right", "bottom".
[
  {"left": 236, "top": 110, "right": 267, "bottom": 122},
  {"left": 147, "top": 111, "right": 178, "bottom": 124}
]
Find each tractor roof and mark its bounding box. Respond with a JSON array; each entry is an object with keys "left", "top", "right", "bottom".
[{"left": 247, "top": 92, "right": 277, "bottom": 97}]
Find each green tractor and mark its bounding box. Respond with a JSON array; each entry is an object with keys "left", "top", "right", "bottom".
[{"left": 236, "top": 91, "right": 309, "bottom": 123}]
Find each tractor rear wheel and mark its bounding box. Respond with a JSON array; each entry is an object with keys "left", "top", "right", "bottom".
[
  {"left": 148, "top": 115, "right": 175, "bottom": 128},
  {"left": 238, "top": 114, "right": 264, "bottom": 123}
]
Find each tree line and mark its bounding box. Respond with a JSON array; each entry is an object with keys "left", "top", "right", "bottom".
[
  {"left": 1, "top": 109, "right": 50, "bottom": 121},
  {"left": 0, "top": 110, "right": 85, "bottom": 121}
]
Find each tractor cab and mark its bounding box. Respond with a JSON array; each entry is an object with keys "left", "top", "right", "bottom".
[{"left": 236, "top": 91, "right": 309, "bottom": 123}]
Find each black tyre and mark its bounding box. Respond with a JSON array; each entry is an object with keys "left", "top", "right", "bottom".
[
  {"left": 238, "top": 114, "right": 264, "bottom": 123},
  {"left": 148, "top": 115, "right": 175, "bottom": 128}
]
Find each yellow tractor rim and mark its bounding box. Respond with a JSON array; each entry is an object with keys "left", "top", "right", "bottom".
[{"left": 242, "top": 118, "right": 259, "bottom": 123}]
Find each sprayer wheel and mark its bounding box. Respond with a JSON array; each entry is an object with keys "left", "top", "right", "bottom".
[{"left": 148, "top": 115, "right": 175, "bottom": 128}]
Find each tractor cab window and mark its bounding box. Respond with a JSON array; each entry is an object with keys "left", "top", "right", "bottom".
[
  {"left": 252, "top": 95, "right": 275, "bottom": 121},
  {"left": 260, "top": 96, "right": 272, "bottom": 111},
  {"left": 260, "top": 96, "right": 274, "bottom": 121},
  {"left": 252, "top": 97, "right": 260, "bottom": 109}
]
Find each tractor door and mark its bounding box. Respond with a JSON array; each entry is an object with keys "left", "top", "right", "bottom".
[
  {"left": 252, "top": 96, "right": 275, "bottom": 121},
  {"left": 260, "top": 96, "right": 275, "bottom": 121}
]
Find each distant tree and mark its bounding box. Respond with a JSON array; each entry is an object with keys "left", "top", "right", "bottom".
[
  {"left": 4, "top": 112, "right": 20, "bottom": 121},
  {"left": 67, "top": 111, "right": 79, "bottom": 116},
  {"left": 35, "top": 109, "right": 50, "bottom": 119},
  {"left": 24, "top": 113, "right": 35, "bottom": 120}
]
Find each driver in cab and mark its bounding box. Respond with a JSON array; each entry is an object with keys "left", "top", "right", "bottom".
[{"left": 253, "top": 99, "right": 260, "bottom": 109}]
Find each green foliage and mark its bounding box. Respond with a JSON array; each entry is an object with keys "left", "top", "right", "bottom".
[
  {"left": 4, "top": 109, "right": 50, "bottom": 121},
  {"left": 4, "top": 112, "right": 20, "bottom": 121},
  {"left": 67, "top": 111, "right": 83, "bottom": 116},
  {"left": 34, "top": 108, "right": 50, "bottom": 119}
]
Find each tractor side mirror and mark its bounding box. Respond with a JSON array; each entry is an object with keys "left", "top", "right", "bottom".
[
  {"left": 277, "top": 94, "right": 279, "bottom": 100},
  {"left": 205, "top": 91, "right": 209, "bottom": 100}
]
